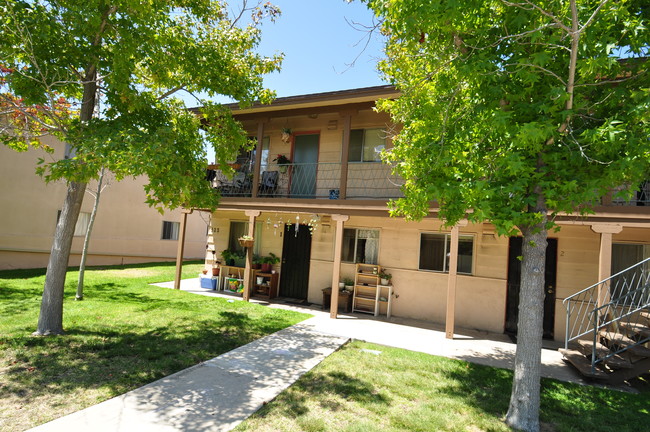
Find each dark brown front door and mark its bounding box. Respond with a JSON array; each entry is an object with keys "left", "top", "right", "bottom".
[
  {"left": 505, "top": 237, "right": 557, "bottom": 339},
  {"left": 279, "top": 223, "right": 312, "bottom": 299}
]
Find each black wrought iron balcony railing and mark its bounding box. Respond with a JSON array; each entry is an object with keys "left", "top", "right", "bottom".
[
  {"left": 205, "top": 162, "right": 404, "bottom": 200},
  {"left": 609, "top": 180, "right": 650, "bottom": 207}
]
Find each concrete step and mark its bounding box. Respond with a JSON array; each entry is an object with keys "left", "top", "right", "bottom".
[{"left": 559, "top": 348, "right": 609, "bottom": 380}]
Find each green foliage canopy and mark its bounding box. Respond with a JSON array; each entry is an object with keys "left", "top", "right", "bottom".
[
  {"left": 367, "top": 0, "right": 649, "bottom": 233},
  {"left": 0, "top": 0, "right": 282, "bottom": 211}
]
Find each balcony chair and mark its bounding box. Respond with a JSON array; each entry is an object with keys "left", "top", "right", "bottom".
[{"left": 258, "top": 170, "right": 279, "bottom": 197}]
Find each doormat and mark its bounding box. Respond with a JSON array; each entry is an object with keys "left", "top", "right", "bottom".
[{"left": 284, "top": 299, "right": 312, "bottom": 306}]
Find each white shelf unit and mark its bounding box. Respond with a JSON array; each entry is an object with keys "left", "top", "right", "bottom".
[{"left": 352, "top": 264, "right": 392, "bottom": 318}]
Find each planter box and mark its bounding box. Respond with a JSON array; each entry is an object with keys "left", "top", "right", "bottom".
[{"left": 239, "top": 239, "right": 255, "bottom": 248}]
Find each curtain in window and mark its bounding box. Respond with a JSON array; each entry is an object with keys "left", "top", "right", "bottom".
[
  {"left": 342, "top": 229, "right": 357, "bottom": 262},
  {"left": 162, "top": 221, "right": 179, "bottom": 240},
  {"left": 228, "top": 221, "right": 249, "bottom": 253},
  {"left": 363, "top": 129, "right": 385, "bottom": 162},
  {"left": 420, "top": 234, "right": 445, "bottom": 271},
  {"left": 347, "top": 130, "right": 364, "bottom": 162},
  {"left": 356, "top": 229, "right": 379, "bottom": 264},
  {"left": 611, "top": 244, "right": 650, "bottom": 300},
  {"left": 74, "top": 212, "right": 91, "bottom": 237},
  {"left": 457, "top": 237, "right": 474, "bottom": 274}
]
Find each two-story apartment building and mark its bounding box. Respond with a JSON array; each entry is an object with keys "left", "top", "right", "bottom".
[
  {"left": 0, "top": 134, "right": 208, "bottom": 270},
  {"left": 191, "top": 85, "right": 650, "bottom": 343}
]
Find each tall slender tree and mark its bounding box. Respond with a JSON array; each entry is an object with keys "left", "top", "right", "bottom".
[
  {"left": 364, "top": 1, "right": 649, "bottom": 431},
  {"left": 0, "top": 0, "right": 282, "bottom": 336},
  {"left": 76, "top": 167, "right": 111, "bottom": 301}
]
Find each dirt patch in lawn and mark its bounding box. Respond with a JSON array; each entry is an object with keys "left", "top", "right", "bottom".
[{"left": 101, "top": 268, "right": 161, "bottom": 278}]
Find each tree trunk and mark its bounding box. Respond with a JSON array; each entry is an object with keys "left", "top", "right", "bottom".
[
  {"left": 34, "top": 180, "right": 86, "bottom": 335},
  {"left": 76, "top": 167, "right": 105, "bottom": 300},
  {"left": 506, "top": 193, "right": 548, "bottom": 432},
  {"left": 35, "top": 62, "right": 98, "bottom": 335}
]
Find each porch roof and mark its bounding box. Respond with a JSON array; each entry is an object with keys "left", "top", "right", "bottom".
[{"left": 189, "top": 85, "right": 399, "bottom": 118}]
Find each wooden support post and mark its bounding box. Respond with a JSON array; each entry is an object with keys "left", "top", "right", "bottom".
[
  {"left": 330, "top": 214, "right": 349, "bottom": 318},
  {"left": 591, "top": 224, "right": 623, "bottom": 307},
  {"left": 251, "top": 121, "right": 265, "bottom": 198},
  {"left": 243, "top": 210, "right": 261, "bottom": 301},
  {"left": 445, "top": 220, "right": 467, "bottom": 339},
  {"left": 339, "top": 113, "right": 351, "bottom": 200},
  {"left": 173, "top": 209, "right": 193, "bottom": 290}
]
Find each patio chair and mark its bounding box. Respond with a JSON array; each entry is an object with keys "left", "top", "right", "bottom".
[{"left": 258, "top": 170, "right": 279, "bottom": 197}]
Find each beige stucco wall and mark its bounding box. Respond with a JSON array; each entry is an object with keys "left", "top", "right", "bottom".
[
  {"left": 209, "top": 208, "right": 650, "bottom": 341},
  {"left": 0, "top": 136, "right": 207, "bottom": 270},
  {"left": 214, "top": 107, "right": 650, "bottom": 341},
  {"left": 208, "top": 210, "right": 511, "bottom": 334}
]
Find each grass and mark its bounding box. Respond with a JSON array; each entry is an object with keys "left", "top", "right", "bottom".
[
  {"left": 0, "top": 261, "right": 310, "bottom": 432},
  {"left": 235, "top": 340, "right": 650, "bottom": 432}
]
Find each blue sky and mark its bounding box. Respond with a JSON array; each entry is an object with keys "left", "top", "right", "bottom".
[
  {"left": 245, "top": 0, "right": 385, "bottom": 98},
  {"left": 203, "top": 1, "right": 385, "bottom": 161}
]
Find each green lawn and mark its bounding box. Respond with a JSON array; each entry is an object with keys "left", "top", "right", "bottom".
[
  {"left": 0, "top": 262, "right": 310, "bottom": 432},
  {"left": 235, "top": 340, "right": 650, "bottom": 432}
]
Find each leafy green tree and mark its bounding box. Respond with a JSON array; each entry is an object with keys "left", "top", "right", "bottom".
[
  {"left": 0, "top": 0, "right": 281, "bottom": 336},
  {"left": 364, "top": 1, "right": 649, "bottom": 431}
]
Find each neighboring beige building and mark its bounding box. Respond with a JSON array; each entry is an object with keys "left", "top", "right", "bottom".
[
  {"left": 195, "top": 85, "right": 650, "bottom": 348},
  {"left": 0, "top": 135, "right": 208, "bottom": 270}
]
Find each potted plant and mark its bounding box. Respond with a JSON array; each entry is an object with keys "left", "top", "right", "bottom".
[
  {"left": 233, "top": 251, "right": 246, "bottom": 267},
  {"left": 261, "top": 252, "right": 280, "bottom": 273},
  {"left": 212, "top": 259, "right": 221, "bottom": 276},
  {"left": 280, "top": 127, "right": 292, "bottom": 143},
  {"left": 221, "top": 249, "right": 235, "bottom": 266},
  {"left": 379, "top": 271, "right": 392, "bottom": 285},
  {"left": 273, "top": 154, "right": 291, "bottom": 173},
  {"left": 238, "top": 235, "right": 254, "bottom": 248},
  {"left": 344, "top": 277, "right": 354, "bottom": 291},
  {"left": 252, "top": 254, "right": 262, "bottom": 270}
]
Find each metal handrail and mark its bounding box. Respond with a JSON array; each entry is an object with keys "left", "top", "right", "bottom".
[
  {"left": 564, "top": 257, "right": 650, "bottom": 372},
  {"left": 207, "top": 161, "right": 404, "bottom": 199}
]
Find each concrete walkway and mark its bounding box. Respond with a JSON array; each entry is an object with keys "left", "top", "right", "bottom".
[{"left": 29, "top": 277, "right": 589, "bottom": 432}]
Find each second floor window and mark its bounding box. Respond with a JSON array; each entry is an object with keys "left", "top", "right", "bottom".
[
  {"left": 342, "top": 228, "right": 379, "bottom": 264},
  {"left": 348, "top": 128, "right": 385, "bottom": 162}
]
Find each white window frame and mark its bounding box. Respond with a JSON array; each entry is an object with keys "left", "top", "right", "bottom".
[
  {"left": 161, "top": 221, "right": 180, "bottom": 241},
  {"left": 227, "top": 221, "right": 261, "bottom": 255},
  {"left": 341, "top": 228, "right": 380, "bottom": 264},
  {"left": 57, "top": 210, "right": 90, "bottom": 237},
  {"left": 418, "top": 232, "right": 475, "bottom": 275},
  {"left": 347, "top": 128, "right": 386, "bottom": 163}
]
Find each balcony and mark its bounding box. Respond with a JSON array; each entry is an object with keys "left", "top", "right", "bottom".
[
  {"left": 609, "top": 181, "right": 650, "bottom": 207},
  {"left": 206, "top": 162, "right": 404, "bottom": 200}
]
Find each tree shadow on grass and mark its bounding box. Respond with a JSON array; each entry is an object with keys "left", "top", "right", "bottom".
[
  {"left": 440, "top": 353, "right": 650, "bottom": 432},
  {"left": 0, "top": 308, "right": 298, "bottom": 408},
  {"left": 259, "top": 370, "right": 390, "bottom": 418},
  {"left": 90, "top": 282, "right": 170, "bottom": 306},
  {"left": 0, "top": 282, "right": 44, "bottom": 315}
]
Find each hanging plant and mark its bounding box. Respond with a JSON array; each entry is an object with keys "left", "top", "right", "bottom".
[{"left": 281, "top": 127, "right": 292, "bottom": 143}]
